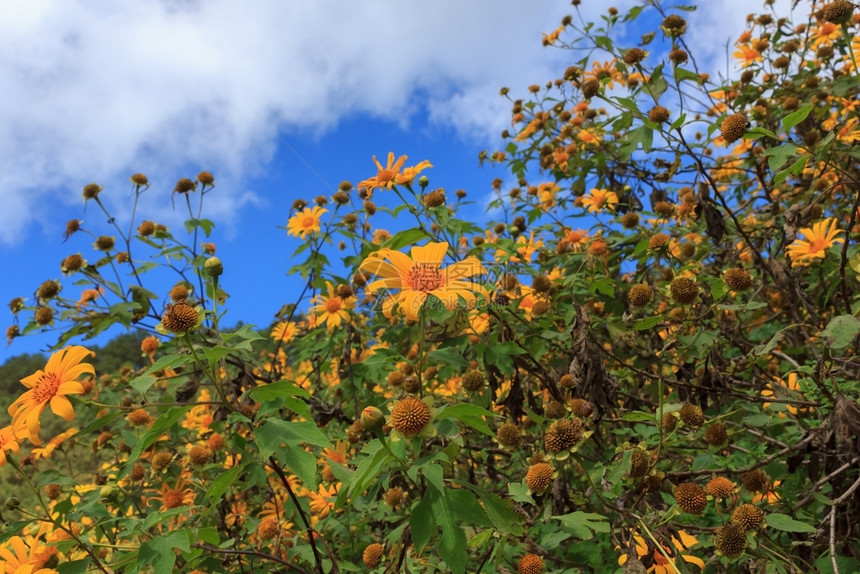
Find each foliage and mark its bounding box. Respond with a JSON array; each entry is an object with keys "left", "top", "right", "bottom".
[{"left": 1, "top": 1, "right": 860, "bottom": 573}]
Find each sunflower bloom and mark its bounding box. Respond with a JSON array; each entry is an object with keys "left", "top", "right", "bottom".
[
  {"left": 7, "top": 346, "right": 94, "bottom": 444},
  {"left": 357, "top": 152, "right": 433, "bottom": 196},
  {"left": 0, "top": 426, "right": 21, "bottom": 468},
  {"left": 359, "top": 242, "right": 487, "bottom": 321},
  {"left": 618, "top": 530, "right": 704, "bottom": 574},
  {"left": 310, "top": 281, "right": 355, "bottom": 329},
  {"left": 732, "top": 44, "right": 762, "bottom": 67},
  {"left": 581, "top": 188, "right": 619, "bottom": 213},
  {"left": 0, "top": 534, "right": 58, "bottom": 574},
  {"left": 287, "top": 206, "right": 327, "bottom": 239},
  {"left": 785, "top": 218, "right": 843, "bottom": 266}
]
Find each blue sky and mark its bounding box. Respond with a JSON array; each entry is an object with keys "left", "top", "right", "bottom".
[{"left": 0, "top": 0, "right": 789, "bottom": 359}]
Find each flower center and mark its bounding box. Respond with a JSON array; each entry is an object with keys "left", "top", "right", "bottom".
[
  {"left": 164, "top": 489, "right": 185, "bottom": 509},
  {"left": 302, "top": 216, "right": 316, "bottom": 228},
  {"left": 33, "top": 372, "right": 61, "bottom": 403},
  {"left": 325, "top": 298, "right": 343, "bottom": 314},
  {"left": 653, "top": 549, "right": 671, "bottom": 565},
  {"left": 407, "top": 263, "right": 443, "bottom": 292},
  {"left": 377, "top": 170, "right": 396, "bottom": 186}
]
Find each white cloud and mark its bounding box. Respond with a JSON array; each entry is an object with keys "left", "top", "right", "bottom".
[
  {"left": 0, "top": 0, "right": 801, "bottom": 245},
  {"left": 0, "top": 0, "right": 579, "bottom": 244}
]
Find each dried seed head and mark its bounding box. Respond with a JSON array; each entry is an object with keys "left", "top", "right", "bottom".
[
  {"left": 679, "top": 403, "right": 705, "bottom": 427},
  {"left": 95, "top": 236, "right": 116, "bottom": 251},
  {"left": 196, "top": 171, "right": 215, "bottom": 185},
  {"left": 628, "top": 284, "right": 654, "bottom": 307},
  {"left": 174, "top": 178, "right": 196, "bottom": 193},
  {"left": 716, "top": 523, "right": 746, "bottom": 557},
  {"left": 362, "top": 543, "right": 383, "bottom": 568},
  {"left": 188, "top": 445, "right": 212, "bottom": 466},
  {"left": 649, "top": 106, "right": 671, "bottom": 124},
  {"left": 624, "top": 48, "right": 646, "bottom": 65},
  {"left": 45, "top": 484, "right": 62, "bottom": 500},
  {"left": 559, "top": 374, "right": 575, "bottom": 388},
  {"left": 706, "top": 476, "right": 736, "bottom": 499},
  {"left": 389, "top": 397, "right": 431, "bottom": 436},
  {"left": 497, "top": 423, "right": 522, "bottom": 448},
  {"left": 138, "top": 220, "right": 156, "bottom": 236},
  {"left": 37, "top": 280, "right": 61, "bottom": 301},
  {"left": 649, "top": 233, "right": 671, "bottom": 250},
  {"left": 662, "top": 413, "right": 677, "bottom": 432},
  {"left": 629, "top": 449, "right": 650, "bottom": 478},
  {"left": 462, "top": 371, "right": 485, "bottom": 392},
  {"left": 621, "top": 212, "right": 640, "bottom": 228},
  {"left": 525, "top": 462, "right": 554, "bottom": 493},
  {"left": 581, "top": 79, "right": 600, "bottom": 99},
  {"left": 35, "top": 306, "right": 54, "bottom": 326},
  {"left": 161, "top": 302, "right": 198, "bottom": 333},
  {"left": 670, "top": 278, "right": 699, "bottom": 304},
  {"left": 742, "top": 469, "right": 770, "bottom": 493},
  {"left": 82, "top": 183, "right": 102, "bottom": 200},
  {"left": 731, "top": 503, "right": 764, "bottom": 530},
  {"left": 724, "top": 268, "right": 752, "bottom": 291},
  {"left": 662, "top": 14, "right": 687, "bottom": 36},
  {"left": 423, "top": 190, "right": 446, "bottom": 208},
  {"left": 130, "top": 173, "right": 149, "bottom": 186},
  {"left": 705, "top": 422, "right": 728, "bottom": 446},
  {"left": 675, "top": 482, "right": 707, "bottom": 514},
  {"left": 721, "top": 113, "right": 747, "bottom": 143},
  {"left": 169, "top": 284, "right": 189, "bottom": 302},
  {"left": 544, "top": 418, "right": 583, "bottom": 452},
  {"left": 127, "top": 408, "right": 151, "bottom": 427},
  {"left": 384, "top": 486, "right": 406, "bottom": 507},
  {"left": 568, "top": 398, "right": 593, "bottom": 418},
  {"left": 545, "top": 400, "right": 566, "bottom": 419},
  {"left": 151, "top": 451, "right": 173, "bottom": 472},
  {"left": 518, "top": 553, "right": 544, "bottom": 574},
  {"left": 823, "top": 0, "right": 854, "bottom": 23}
]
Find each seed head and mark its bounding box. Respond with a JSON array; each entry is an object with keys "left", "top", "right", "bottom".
[
  {"left": 196, "top": 171, "right": 215, "bottom": 185},
  {"left": 208, "top": 433, "right": 225, "bottom": 451},
  {"left": 518, "top": 554, "right": 544, "bottom": 574},
  {"left": 82, "top": 183, "right": 102, "bottom": 200},
  {"left": 629, "top": 449, "right": 650, "bottom": 478},
  {"left": 705, "top": 422, "right": 728, "bottom": 446},
  {"left": 662, "top": 14, "right": 687, "bottom": 36},
  {"left": 174, "top": 178, "right": 196, "bottom": 194},
  {"left": 497, "top": 423, "right": 522, "bottom": 448},
  {"left": 544, "top": 418, "right": 583, "bottom": 452},
  {"left": 568, "top": 398, "right": 593, "bottom": 418},
  {"left": 581, "top": 79, "right": 600, "bottom": 99},
  {"left": 384, "top": 486, "right": 406, "bottom": 508},
  {"left": 628, "top": 284, "right": 653, "bottom": 307},
  {"left": 37, "top": 280, "right": 61, "bottom": 302},
  {"left": 724, "top": 268, "right": 752, "bottom": 291},
  {"left": 130, "top": 173, "right": 149, "bottom": 186},
  {"left": 189, "top": 445, "right": 212, "bottom": 466},
  {"left": 35, "top": 306, "right": 54, "bottom": 326},
  {"left": 45, "top": 484, "right": 62, "bottom": 500},
  {"left": 679, "top": 403, "right": 704, "bottom": 427},
  {"left": 545, "top": 400, "right": 566, "bottom": 419},
  {"left": 742, "top": 469, "right": 769, "bottom": 493},
  {"left": 423, "top": 190, "right": 446, "bottom": 208},
  {"left": 390, "top": 397, "right": 431, "bottom": 436},
  {"left": 131, "top": 463, "right": 146, "bottom": 481},
  {"left": 649, "top": 106, "right": 671, "bottom": 124},
  {"left": 716, "top": 523, "right": 746, "bottom": 557},
  {"left": 95, "top": 236, "right": 116, "bottom": 251},
  {"left": 670, "top": 278, "right": 699, "bottom": 304},
  {"left": 706, "top": 476, "right": 736, "bottom": 499},
  {"left": 721, "top": 113, "right": 747, "bottom": 143},
  {"left": 161, "top": 302, "right": 198, "bottom": 333},
  {"left": 532, "top": 275, "right": 552, "bottom": 293},
  {"left": 462, "top": 371, "right": 485, "bottom": 392},
  {"left": 624, "top": 48, "right": 647, "bottom": 65},
  {"left": 731, "top": 503, "right": 764, "bottom": 530},
  {"left": 362, "top": 543, "right": 383, "bottom": 568},
  {"left": 525, "top": 462, "right": 554, "bottom": 493},
  {"left": 823, "top": 0, "right": 854, "bottom": 23},
  {"left": 662, "top": 413, "right": 677, "bottom": 432},
  {"left": 649, "top": 233, "right": 670, "bottom": 250},
  {"left": 127, "top": 408, "right": 151, "bottom": 427},
  {"left": 151, "top": 451, "right": 173, "bottom": 472},
  {"left": 64, "top": 219, "right": 82, "bottom": 240},
  {"left": 559, "top": 374, "right": 575, "bottom": 388},
  {"left": 675, "top": 482, "right": 707, "bottom": 514},
  {"left": 62, "top": 254, "right": 84, "bottom": 274},
  {"left": 669, "top": 48, "right": 688, "bottom": 64}
]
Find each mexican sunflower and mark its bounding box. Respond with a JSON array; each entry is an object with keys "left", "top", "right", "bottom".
[
  {"left": 618, "top": 529, "right": 704, "bottom": 574},
  {"left": 287, "top": 206, "right": 327, "bottom": 239},
  {"left": 785, "top": 217, "right": 843, "bottom": 266},
  {"left": 357, "top": 152, "right": 433, "bottom": 196},
  {"left": 359, "top": 241, "right": 487, "bottom": 321},
  {"left": 7, "top": 346, "right": 94, "bottom": 444}
]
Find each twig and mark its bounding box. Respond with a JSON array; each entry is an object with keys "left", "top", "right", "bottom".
[{"left": 192, "top": 543, "right": 310, "bottom": 574}]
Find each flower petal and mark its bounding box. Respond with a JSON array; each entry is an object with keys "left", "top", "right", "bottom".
[{"left": 50, "top": 396, "right": 76, "bottom": 421}]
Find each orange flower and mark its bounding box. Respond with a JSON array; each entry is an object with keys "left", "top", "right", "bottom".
[
  {"left": 7, "top": 346, "right": 94, "bottom": 444},
  {"left": 150, "top": 476, "right": 195, "bottom": 511},
  {"left": 581, "top": 188, "right": 618, "bottom": 213},
  {"left": 0, "top": 426, "right": 21, "bottom": 468},
  {"left": 785, "top": 218, "right": 844, "bottom": 266},
  {"left": 733, "top": 44, "right": 762, "bottom": 67},
  {"left": 287, "top": 206, "right": 327, "bottom": 239},
  {"left": 618, "top": 530, "right": 704, "bottom": 574},
  {"left": 359, "top": 242, "right": 487, "bottom": 321},
  {"left": 271, "top": 321, "right": 298, "bottom": 342},
  {"left": 310, "top": 281, "right": 355, "bottom": 329},
  {"left": 0, "top": 534, "right": 58, "bottom": 574},
  {"left": 357, "top": 152, "right": 432, "bottom": 196}
]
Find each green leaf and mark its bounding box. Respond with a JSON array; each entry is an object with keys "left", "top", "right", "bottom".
[
  {"left": 426, "top": 347, "right": 469, "bottom": 368},
  {"left": 647, "top": 64, "right": 668, "bottom": 98},
  {"left": 674, "top": 67, "right": 701, "bottom": 84},
  {"left": 410, "top": 489, "right": 436, "bottom": 553},
  {"left": 439, "top": 403, "right": 498, "bottom": 437},
  {"left": 782, "top": 104, "right": 813, "bottom": 133},
  {"left": 763, "top": 143, "right": 797, "bottom": 172},
  {"left": 130, "top": 354, "right": 194, "bottom": 394},
  {"left": 281, "top": 445, "right": 318, "bottom": 490},
  {"left": 820, "top": 314, "right": 860, "bottom": 349},
  {"left": 255, "top": 420, "right": 332, "bottom": 458},
  {"left": 345, "top": 441, "right": 392, "bottom": 500},
  {"left": 246, "top": 380, "right": 311, "bottom": 402},
  {"left": 137, "top": 529, "right": 191, "bottom": 573},
  {"left": 385, "top": 228, "right": 429, "bottom": 251},
  {"left": 752, "top": 324, "right": 799, "bottom": 356},
  {"left": 774, "top": 156, "right": 809, "bottom": 186},
  {"left": 58, "top": 560, "right": 91, "bottom": 574},
  {"left": 433, "top": 491, "right": 467, "bottom": 574},
  {"left": 553, "top": 511, "right": 610, "bottom": 539},
  {"left": 766, "top": 513, "right": 816, "bottom": 533},
  {"left": 446, "top": 488, "right": 492, "bottom": 527},
  {"left": 634, "top": 316, "right": 663, "bottom": 331},
  {"left": 204, "top": 463, "right": 248, "bottom": 506}
]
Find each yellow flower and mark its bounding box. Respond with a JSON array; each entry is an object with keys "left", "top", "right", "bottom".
[
  {"left": 271, "top": 321, "right": 298, "bottom": 342},
  {"left": 7, "top": 346, "right": 94, "bottom": 444},
  {"left": 733, "top": 44, "right": 762, "bottom": 67},
  {"left": 581, "top": 188, "right": 618, "bottom": 213},
  {"left": 618, "top": 530, "right": 704, "bottom": 574},
  {"left": 359, "top": 241, "right": 487, "bottom": 321},
  {"left": 786, "top": 218, "right": 844, "bottom": 266},
  {"left": 357, "top": 152, "right": 432, "bottom": 196},
  {"left": 0, "top": 533, "right": 58, "bottom": 574},
  {"left": 763, "top": 373, "right": 812, "bottom": 415},
  {"left": 0, "top": 426, "right": 21, "bottom": 468},
  {"left": 310, "top": 281, "right": 355, "bottom": 329},
  {"left": 287, "top": 206, "right": 327, "bottom": 239}
]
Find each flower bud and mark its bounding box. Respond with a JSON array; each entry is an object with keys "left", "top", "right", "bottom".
[
  {"left": 204, "top": 256, "right": 223, "bottom": 277},
  {"left": 360, "top": 406, "right": 385, "bottom": 430}
]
